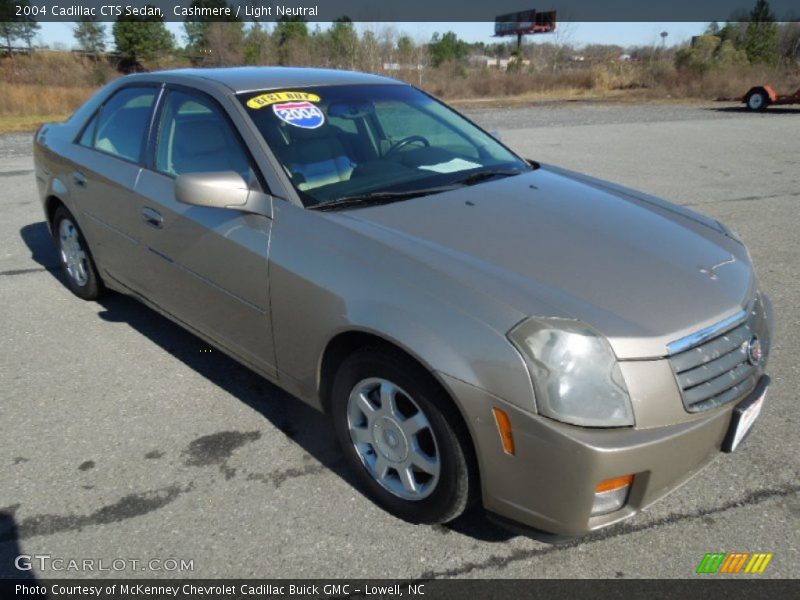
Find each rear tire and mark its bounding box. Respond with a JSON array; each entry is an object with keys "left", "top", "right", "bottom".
[
  {"left": 331, "top": 346, "right": 477, "bottom": 524},
  {"left": 746, "top": 89, "right": 769, "bottom": 111},
  {"left": 52, "top": 205, "right": 103, "bottom": 300}
]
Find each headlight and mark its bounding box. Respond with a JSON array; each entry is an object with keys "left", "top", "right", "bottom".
[{"left": 508, "top": 318, "right": 634, "bottom": 427}]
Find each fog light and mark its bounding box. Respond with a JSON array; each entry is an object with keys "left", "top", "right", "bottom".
[{"left": 592, "top": 475, "right": 634, "bottom": 516}]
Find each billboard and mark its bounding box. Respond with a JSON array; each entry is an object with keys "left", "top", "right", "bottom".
[{"left": 494, "top": 10, "right": 557, "bottom": 36}]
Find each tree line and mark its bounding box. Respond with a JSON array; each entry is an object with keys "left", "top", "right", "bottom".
[
  {"left": 0, "top": 0, "right": 40, "bottom": 52},
  {"left": 675, "top": 0, "right": 799, "bottom": 72},
  {"left": 1, "top": 0, "right": 798, "bottom": 74}
]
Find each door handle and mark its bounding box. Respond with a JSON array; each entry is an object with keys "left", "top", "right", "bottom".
[
  {"left": 141, "top": 207, "right": 164, "bottom": 229},
  {"left": 72, "top": 171, "right": 87, "bottom": 187}
]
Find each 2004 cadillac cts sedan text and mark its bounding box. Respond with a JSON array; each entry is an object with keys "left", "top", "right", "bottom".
[{"left": 33, "top": 67, "right": 773, "bottom": 538}]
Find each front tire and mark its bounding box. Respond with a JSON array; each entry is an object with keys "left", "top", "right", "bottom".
[
  {"left": 52, "top": 205, "right": 103, "bottom": 300},
  {"left": 331, "top": 347, "right": 477, "bottom": 524}
]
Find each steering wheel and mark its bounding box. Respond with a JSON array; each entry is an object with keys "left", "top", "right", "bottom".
[{"left": 385, "top": 135, "right": 431, "bottom": 157}]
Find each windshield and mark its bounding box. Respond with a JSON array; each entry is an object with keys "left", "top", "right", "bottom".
[{"left": 238, "top": 84, "right": 531, "bottom": 208}]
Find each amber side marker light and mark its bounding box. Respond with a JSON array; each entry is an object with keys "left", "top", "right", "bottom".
[
  {"left": 492, "top": 407, "right": 515, "bottom": 455},
  {"left": 595, "top": 474, "right": 635, "bottom": 493}
]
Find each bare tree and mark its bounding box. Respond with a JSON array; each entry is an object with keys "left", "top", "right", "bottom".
[
  {"left": 74, "top": 17, "right": 106, "bottom": 58},
  {"left": 244, "top": 21, "right": 274, "bottom": 65},
  {"left": 548, "top": 20, "right": 576, "bottom": 71},
  {"left": 205, "top": 21, "right": 244, "bottom": 65}
]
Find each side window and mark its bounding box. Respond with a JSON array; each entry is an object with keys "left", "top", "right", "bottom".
[
  {"left": 78, "top": 112, "right": 99, "bottom": 147},
  {"left": 155, "top": 90, "right": 252, "bottom": 180},
  {"left": 93, "top": 87, "right": 156, "bottom": 162}
]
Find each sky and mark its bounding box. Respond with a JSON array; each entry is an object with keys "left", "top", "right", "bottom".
[{"left": 37, "top": 21, "right": 707, "bottom": 51}]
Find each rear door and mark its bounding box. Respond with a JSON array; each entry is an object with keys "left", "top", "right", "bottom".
[
  {"left": 134, "top": 87, "right": 276, "bottom": 375},
  {"left": 68, "top": 85, "right": 159, "bottom": 289}
]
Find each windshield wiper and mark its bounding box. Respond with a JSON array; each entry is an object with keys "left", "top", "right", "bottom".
[
  {"left": 452, "top": 168, "right": 524, "bottom": 187},
  {"left": 310, "top": 169, "right": 525, "bottom": 212},
  {"left": 310, "top": 185, "right": 460, "bottom": 211}
]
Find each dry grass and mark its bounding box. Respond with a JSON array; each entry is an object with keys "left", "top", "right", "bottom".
[
  {"left": 0, "top": 113, "right": 73, "bottom": 133},
  {"left": 647, "top": 65, "right": 800, "bottom": 100},
  {"left": 0, "top": 52, "right": 111, "bottom": 131},
  {"left": 408, "top": 62, "right": 800, "bottom": 104},
  {"left": 0, "top": 84, "right": 96, "bottom": 118},
  {"left": 387, "top": 65, "right": 600, "bottom": 102},
  {"left": 1, "top": 51, "right": 798, "bottom": 133},
  {"left": 1, "top": 51, "right": 118, "bottom": 86}
]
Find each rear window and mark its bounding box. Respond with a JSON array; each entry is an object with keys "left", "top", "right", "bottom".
[{"left": 91, "top": 87, "right": 156, "bottom": 163}]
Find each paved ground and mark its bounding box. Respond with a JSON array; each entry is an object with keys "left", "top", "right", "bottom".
[{"left": 1, "top": 103, "right": 798, "bottom": 579}]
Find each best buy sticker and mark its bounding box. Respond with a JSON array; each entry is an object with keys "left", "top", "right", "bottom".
[
  {"left": 272, "top": 101, "right": 325, "bottom": 129},
  {"left": 247, "top": 91, "right": 321, "bottom": 109}
]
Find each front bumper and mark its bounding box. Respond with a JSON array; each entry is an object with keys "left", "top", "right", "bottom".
[{"left": 440, "top": 372, "right": 770, "bottom": 537}]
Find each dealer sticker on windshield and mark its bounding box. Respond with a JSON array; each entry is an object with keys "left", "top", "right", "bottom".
[
  {"left": 272, "top": 101, "right": 326, "bottom": 129},
  {"left": 246, "top": 91, "right": 321, "bottom": 109}
]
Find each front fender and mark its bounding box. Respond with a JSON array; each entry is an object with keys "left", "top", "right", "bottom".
[
  {"left": 268, "top": 203, "right": 535, "bottom": 413},
  {"left": 324, "top": 299, "right": 534, "bottom": 409}
]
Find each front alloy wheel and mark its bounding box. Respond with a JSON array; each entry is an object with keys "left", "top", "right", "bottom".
[
  {"left": 347, "top": 377, "right": 441, "bottom": 500},
  {"left": 332, "top": 347, "right": 477, "bottom": 524}
]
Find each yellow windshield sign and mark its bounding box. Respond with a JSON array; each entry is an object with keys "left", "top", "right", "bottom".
[{"left": 247, "top": 91, "right": 321, "bottom": 109}]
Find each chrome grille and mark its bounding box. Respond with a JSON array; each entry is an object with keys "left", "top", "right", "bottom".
[{"left": 668, "top": 311, "right": 759, "bottom": 413}]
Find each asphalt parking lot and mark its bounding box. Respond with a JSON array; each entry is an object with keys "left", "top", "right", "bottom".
[{"left": 1, "top": 102, "right": 798, "bottom": 579}]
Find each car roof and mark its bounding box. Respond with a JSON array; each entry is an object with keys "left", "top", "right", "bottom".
[{"left": 143, "top": 66, "right": 403, "bottom": 93}]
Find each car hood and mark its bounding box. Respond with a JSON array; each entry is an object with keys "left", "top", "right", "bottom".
[{"left": 329, "top": 167, "right": 755, "bottom": 359}]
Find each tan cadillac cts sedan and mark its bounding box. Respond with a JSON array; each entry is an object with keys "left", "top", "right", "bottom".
[{"left": 33, "top": 67, "right": 772, "bottom": 539}]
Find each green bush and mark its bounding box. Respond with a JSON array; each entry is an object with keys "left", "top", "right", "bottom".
[{"left": 675, "top": 35, "right": 748, "bottom": 73}]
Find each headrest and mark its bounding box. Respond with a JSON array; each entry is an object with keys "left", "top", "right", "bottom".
[{"left": 174, "top": 119, "right": 228, "bottom": 156}]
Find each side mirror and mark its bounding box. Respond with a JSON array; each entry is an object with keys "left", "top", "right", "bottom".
[
  {"left": 175, "top": 171, "right": 270, "bottom": 216},
  {"left": 175, "top": 171, "right": 249, "bottom": 209}
]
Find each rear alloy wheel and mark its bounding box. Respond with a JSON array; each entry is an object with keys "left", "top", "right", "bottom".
[
  {"left": 746, "top": 90, "right": 769, "bottom": 111},
  {"left": 332, "top": 347, "right": 477, "bottom": 524},
  {"left": 53, "top": 206, "right": 103, "bottom": 300}
]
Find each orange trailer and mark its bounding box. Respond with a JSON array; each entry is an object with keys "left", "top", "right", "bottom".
[{"left": 743, "top": 84, "right": 800, "bottom": 111}]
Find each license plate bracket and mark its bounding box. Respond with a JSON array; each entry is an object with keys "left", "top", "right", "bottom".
[{"left": 721, "top": 379, "right": 768, "bottom": 453}]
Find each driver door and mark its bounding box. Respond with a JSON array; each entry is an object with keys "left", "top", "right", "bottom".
[{"left": 134, "top": 88, "right": 276, "bottom": 376}]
